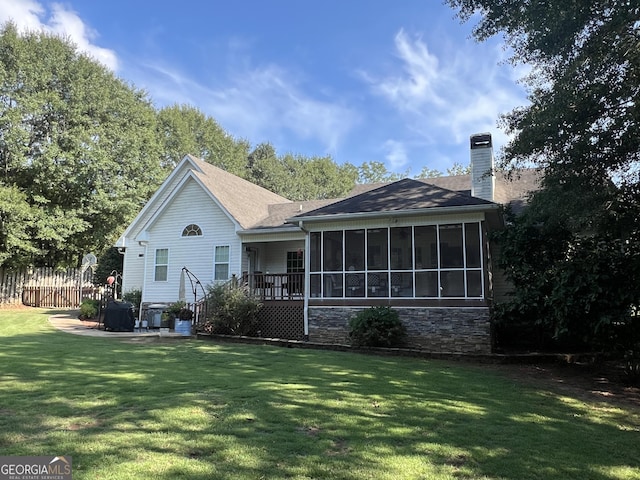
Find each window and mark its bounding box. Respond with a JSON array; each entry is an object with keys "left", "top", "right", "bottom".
[
  {"left": 286, "top": 251, "right": 305, "bottom": 296},
  {"left": 309, "top": 223, "right": 484, "bottom": 299},
  {"left": 286, "top": 251, "right": 304, "bottom": 273},
  {"left": 345, "top": 230, "right": 365, "bottom": 271},
  {"left": 154, "top": 248, "right": 169, "bottom": 281},
  {"left": 367, "top": 229, "right": 388, "bottom": 270},
  {"left": 323, "top": 231, "right": 343, "bottom": 271},
  {"left": 182, "top": 224, "right": 203, "bottom": 236},
  {"left": 214, "top": 245, "right": 230, "bottom": 281},
  {"left": 310, "top": 232, "right": 321, "bottom": 272}
]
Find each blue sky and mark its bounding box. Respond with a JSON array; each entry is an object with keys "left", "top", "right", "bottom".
[{"left": 1, "top": 0, "right": 530, "bottom": 175}]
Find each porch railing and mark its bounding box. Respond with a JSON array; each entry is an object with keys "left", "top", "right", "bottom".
[{"left": 243, "top": 272, "right": 304, "bottom": 301}]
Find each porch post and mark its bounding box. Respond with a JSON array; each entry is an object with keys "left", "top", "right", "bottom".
[{"left": 303, "top": 227, "right": 309, "bottom": 337}]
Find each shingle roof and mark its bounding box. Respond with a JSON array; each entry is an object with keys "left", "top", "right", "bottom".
[
  {"left": 248, "top": 200, "right": 337, "bottom": 229},
  {"left": 291, "top": 178, "right": 496, "bottom": 220},
  {"left": 187, "top": 155, "right": 293, "bottom": 229},
  {"left": 187, "top": 154, "right": 539, "bottom": 230},
  {"left": 346, "top": 170, "right": 539, "bottom": 213}
]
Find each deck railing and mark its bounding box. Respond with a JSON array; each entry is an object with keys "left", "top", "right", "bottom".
[{"left": 243, "top": 272, "right": 304, "bottom": 301}]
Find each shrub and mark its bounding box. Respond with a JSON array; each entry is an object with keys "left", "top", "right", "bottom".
[
  {"left": 349, "top": 306, "right": 406, "bottom": 347},
  {"left": 166, "top": 301, "right": 186, "bottom": 318},
  {"left": 79, "top": 298, "right": 99, "bottom": 319},
  {"left": 204, "top": 283, "right": 262, "bottom": 336},
  {"left": 122, "top": 289, "right": 142, "bottom": 310}
]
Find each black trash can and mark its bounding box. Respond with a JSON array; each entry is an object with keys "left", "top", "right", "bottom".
[{"left": 104, "top": 300, "right": 135, "bottom": 332}]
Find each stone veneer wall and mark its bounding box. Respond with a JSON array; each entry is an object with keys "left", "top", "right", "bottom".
[{"left": 307, "top": 307, "right": 492, "bottom": 354}]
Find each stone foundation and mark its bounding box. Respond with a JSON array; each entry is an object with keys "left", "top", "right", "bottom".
[{"left": 308, "top": 306, "right": 492, "bottom": 354}]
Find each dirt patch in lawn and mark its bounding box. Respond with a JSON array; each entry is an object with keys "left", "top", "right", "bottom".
[{"left": 489, "top": 361, "right": 640, "bottom": 411}]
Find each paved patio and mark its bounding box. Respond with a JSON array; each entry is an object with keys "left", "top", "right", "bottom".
[{"left": 48, "top": 312, "right": 186, "bottom": 338}]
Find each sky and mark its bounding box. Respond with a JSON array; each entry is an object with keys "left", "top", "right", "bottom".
[{"left": 0, "top": 0, "right": 530, "bottom": 175}]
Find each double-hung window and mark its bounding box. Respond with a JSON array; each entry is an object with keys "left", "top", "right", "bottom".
[
  {"left": 214, "top": 245, "right": 230, "bottom": 281},
  {"left": 154, "top": 248, "right": 169, "bottom": 281}
]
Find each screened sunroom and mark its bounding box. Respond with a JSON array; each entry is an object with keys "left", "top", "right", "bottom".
[{"left": 308, "top": 222, "right": 485, "bottom": 300}]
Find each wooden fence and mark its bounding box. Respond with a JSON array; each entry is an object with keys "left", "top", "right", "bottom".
[{"left": 0, "top": 267, "right": 97, "bottom": 308}]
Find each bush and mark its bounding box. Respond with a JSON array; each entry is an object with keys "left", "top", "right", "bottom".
[
  {"left": 122, "top": 289, "right": 142, "bottom": 311},
  {"left": 166, "top": 301, "right": 186, "bottom": 318},
  {"left": 79, "top": 298, "right": 99, "bottom": 319},
  {"left": 204, "top": 283, "right": 262, "bottom": 336},
  {"left": 349, "top": 306, "right": 406, "bottom": 347}
]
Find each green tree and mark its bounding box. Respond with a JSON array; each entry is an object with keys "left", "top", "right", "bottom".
[
  {"left": 413, "top": 163, "right": 470, "bottom": 179},
  {"left": 357, "top": 161, "right": 406, "bottom": 184},
  {"left": 493, "top": 183, "right": 640, "bottom": 352},
  {"left": 446, "top": 162, "right": 471, "bottom": 176},
  {"left": 0, "top": 23, "right": 165, "bottom": 268},
  {"left": 414, "top": 166, "right": 443, "bottom": 179},
  {"left": 0, "top": 185, "right": 37, "bottom": 267},
  {"left": 447, "top": 0, "right": 639, "bottom": 185},
  {"left": 245, "top": 143, "right": 357, "bottom": 200},
  {"left": 157, "top": 104, "right": 250, "bottom": 174},
  {"left": 447, "top": 1, "right": 640, "bottom": 352}
]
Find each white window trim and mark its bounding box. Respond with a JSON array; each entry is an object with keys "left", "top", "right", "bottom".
[
  {"left": 181, "top": 224, "right": 203, "bottom": 237},
  {"left": 213, "top": 245, "right": 231, "bottom": 282},
  {"left": 154, "top": 248, "right": 169, "bottom": 282}
]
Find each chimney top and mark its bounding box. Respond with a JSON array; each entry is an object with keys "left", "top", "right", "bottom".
[{"left": 470, "top": 133, "right": 492, "bottom": 149}]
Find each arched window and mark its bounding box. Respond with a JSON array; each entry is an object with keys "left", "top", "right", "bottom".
[{"left": 181, "top": 224, "right": 203, "bottom": 237}]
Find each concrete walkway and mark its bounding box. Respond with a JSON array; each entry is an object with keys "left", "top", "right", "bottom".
[{"left": 48, "top": 312, "right": 186, "bottom": 338}]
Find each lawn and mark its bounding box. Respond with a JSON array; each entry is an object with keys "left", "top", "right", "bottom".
[{"left": 0, "top": 309, "right": 639, "bottom": 480}]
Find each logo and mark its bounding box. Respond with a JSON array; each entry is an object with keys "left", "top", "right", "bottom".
[{"left": 0, "top": 456, "right": 72, "bottom": 480}]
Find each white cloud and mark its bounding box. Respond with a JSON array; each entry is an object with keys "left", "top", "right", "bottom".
[
  {"left": 374, "top": 29, "right": 446, "bottom": 111},
  {"left": 134, "top": 60, "right": 360, "bottom": 154},
  {"left": 382, "top": 140, "right": 409, "bottom": 170},
  {"left": 0, "top": 0, "right": 118, "bottom": 70},
  {"left": 0, "top": 0, "right": 44, "bottom": 31},
  {"left": 364, "top": 28, "right": 529, "bottom": 166}
]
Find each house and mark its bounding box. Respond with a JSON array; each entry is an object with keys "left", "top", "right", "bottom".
[{"left": 115, "top": 133, "right": 537, "bottom": 353}]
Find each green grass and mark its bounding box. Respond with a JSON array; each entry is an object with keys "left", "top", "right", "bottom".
[{"left": 0, "top": 309, "right": 639, "bottom": 480}]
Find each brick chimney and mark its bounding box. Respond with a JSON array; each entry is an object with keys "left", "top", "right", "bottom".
[{"left": 470, "top": 133, "right": 495, "bottom": 202}]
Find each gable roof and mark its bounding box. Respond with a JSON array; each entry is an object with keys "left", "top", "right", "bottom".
[
  {"left": 118, "top": 156, "right": 539, "bottom": 245},
  {"left": 116, "top": 155, "right": 294, "bottom": 245},
  {"left": 290, "top": 178, "right": 498, "bottom": 222},
  {"left": 186, "top": 155, "right": 292, "bottom": 229}
]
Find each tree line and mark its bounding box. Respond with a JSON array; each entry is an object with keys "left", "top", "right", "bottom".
[{"left": 0, "top": 22, "right": 459, "bottom": 270}]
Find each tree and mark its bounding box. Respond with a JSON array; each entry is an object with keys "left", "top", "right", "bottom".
[
  {"left": 414, "top": 163, "right": 470, "bottom": 179},
  {"left": 356, "top": 161, "right": 406, "bottom": 184},
  {"left": 493, "top": 185, "right": 639, "bottom": 352},
  {"left": 245, "top": 143, "right": 357, "bottom": 200},
  {"left": 446, "top": 162, "right": 471, "bottom": 176},
  {"left": 0, "top": 23, "right": 165, "bottom": 268},
  {"left": 447, "top": 0, "right": 639, "bottom": 185},
  {"left": 414, "top": 166, "right": 443, "bottom": 179},
  {"left": 446, "top": 1, "right": 640, "bottom": 352},
  {"left": 157, "top": 104, "right": 250, "bottom": 175}
]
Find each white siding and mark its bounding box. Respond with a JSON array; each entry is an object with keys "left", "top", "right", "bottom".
[
  {"left": 134, "top": 178, "right": 242, "bottom": 304},
  {"left": 121, "top": 243, "right": 146, "bottom": 294},
  {"left": 123, "top": 161, "right": 198, "bottom": 244},
  {"left": 263, "top": 240, "right": 305, "bottom": 273}
]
